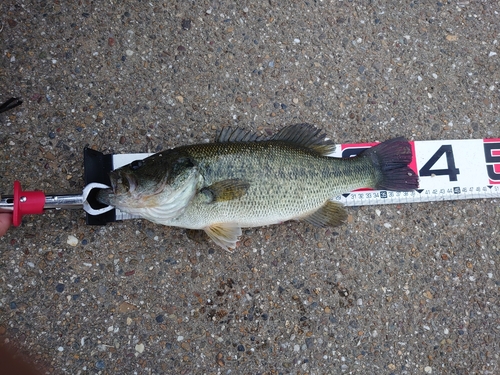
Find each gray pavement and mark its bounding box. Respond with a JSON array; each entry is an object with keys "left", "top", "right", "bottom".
[{"left": 1, "top": 1, "right": 499, "bottom": 374}]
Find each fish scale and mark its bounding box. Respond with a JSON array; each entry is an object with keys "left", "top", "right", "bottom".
[{"left": 173, "top": 141, "right": 374, "bottom": 228}]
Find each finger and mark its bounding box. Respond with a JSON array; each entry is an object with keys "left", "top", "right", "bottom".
[{"left": 0, "top": 213, "right": 12, "bottom": 236}]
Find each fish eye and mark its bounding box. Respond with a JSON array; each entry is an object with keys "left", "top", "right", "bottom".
[{"left": 130, "top": 160, "right": 144, "bottom": 171}]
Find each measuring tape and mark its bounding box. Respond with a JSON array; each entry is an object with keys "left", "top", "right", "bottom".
[
  {"left": 333, "top": 138, "right": 500, "bottom": 206},
  {"left": 108, "top": 138, "right": 500, "bottom": 221}
]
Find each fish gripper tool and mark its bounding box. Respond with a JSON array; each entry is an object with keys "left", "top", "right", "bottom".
[{"left": 0, "top": 181, "right": 113, "bottom": 226}]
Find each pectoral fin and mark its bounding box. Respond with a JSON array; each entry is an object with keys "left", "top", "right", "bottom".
[
  {"left": 201, "top": 179, "right": 250, "bottom": 203},
  {"left": 204, "top": 223, "right": 242, "bottom": 251},
  {"left": 302, "top": 201, "right": 347, "bottom": 228}
]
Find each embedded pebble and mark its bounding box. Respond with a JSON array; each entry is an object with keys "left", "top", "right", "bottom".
[
  {"left": 181, "top": 19, "right": 192, "bottom": 30},
  {"left": 118, "top": 301, "right": 137, "bottom": 313},
  {"left": 67, "top": 235, "right": 78, "bottom": 246}
]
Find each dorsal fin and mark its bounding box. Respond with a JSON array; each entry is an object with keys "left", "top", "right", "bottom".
[
  {"left": 215, "top": 127, "right": 267, "bottom": 143},
  {"left": 215, "top": 124, "right": 335, "bottom": 156},
  {"left": 269, "top": 123, "right": 335, "bottom": 156}
]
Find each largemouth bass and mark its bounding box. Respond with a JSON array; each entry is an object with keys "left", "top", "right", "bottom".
[{"left": 97, "top": 124, "right": 418, "bottom": 250}]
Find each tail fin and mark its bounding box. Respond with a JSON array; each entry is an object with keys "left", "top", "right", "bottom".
[{"left": 362, "top": 137, "right": 419, "bottom": 191}]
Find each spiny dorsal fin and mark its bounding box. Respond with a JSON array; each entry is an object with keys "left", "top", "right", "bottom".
[
  {"left": 301, "top": 200, "right": 347, "bottom": 228},
  {"left": 215, "top": 124, "right": 335, "bottom": 156},
  {"left": 200, "top": 179, "right": 250, "bottom": 203},
  {"left": 215, "top": 127, "right": 267, "bottom": 143}
]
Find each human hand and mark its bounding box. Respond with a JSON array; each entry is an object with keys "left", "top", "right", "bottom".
[{"left": 0, "top": 213, "right": 12, "bottom": 236}]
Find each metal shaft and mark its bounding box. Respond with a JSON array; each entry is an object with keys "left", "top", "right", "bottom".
[
  {"left": 43, "top": 194, "right": 84, "bottom": 210},
  {"left": 0, "top": 195, "right": 15, "bottom": 212}
]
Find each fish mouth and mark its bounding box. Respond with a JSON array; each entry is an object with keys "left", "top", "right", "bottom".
[
  {"left": 124, "top": 173, "right": 138, "bottom": 193},
  {"left": 108, "top": 171, "right": 119, "bottom": 193},
  {"left": 94, "top": 171, "right": 120, "bottom": 206},
  {"left": 96, "top": 171, "right": 139, "bottom": 207},
  {"left": 108, "top": 171, "right": 137, "bottom": 194},
  {"left": 96, "top": 188, "right": 113, "bottom": 206}
]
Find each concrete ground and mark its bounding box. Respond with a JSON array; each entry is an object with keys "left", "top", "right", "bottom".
[{"left": 1, "top": 1, "right": 498, "bottom": 374}]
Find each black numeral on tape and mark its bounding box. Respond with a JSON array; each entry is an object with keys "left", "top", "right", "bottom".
[{"left": 419, "top": 145, "right": 460, "bottom": 181}]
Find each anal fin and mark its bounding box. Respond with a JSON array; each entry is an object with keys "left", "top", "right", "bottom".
[
  {"left": 302, "top": 201, "right": 347, "bottom": 228},
  {"left": 204, "top": 223, "right": 242, "bottom": 251}
]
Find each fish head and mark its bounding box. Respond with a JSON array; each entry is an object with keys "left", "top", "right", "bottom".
[{"left": 97, "top": 151, "right": 199, "bottom": 220}]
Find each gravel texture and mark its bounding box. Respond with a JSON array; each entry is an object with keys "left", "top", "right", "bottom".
[{"left": 1, "top": 1, "right": 499, "bottom": 374}]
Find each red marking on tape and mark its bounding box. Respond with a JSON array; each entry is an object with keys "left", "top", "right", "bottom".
[
  {"left": 408, "top": 141, "right": 417, "bottom": 176},
  {"left": 484, "top": 139, "right": 500, "bottom": 184}
]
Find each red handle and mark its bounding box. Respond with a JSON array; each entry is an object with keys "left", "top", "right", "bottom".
[{"left": 12, "top": 181, "right": 46, "bottom": 226}]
